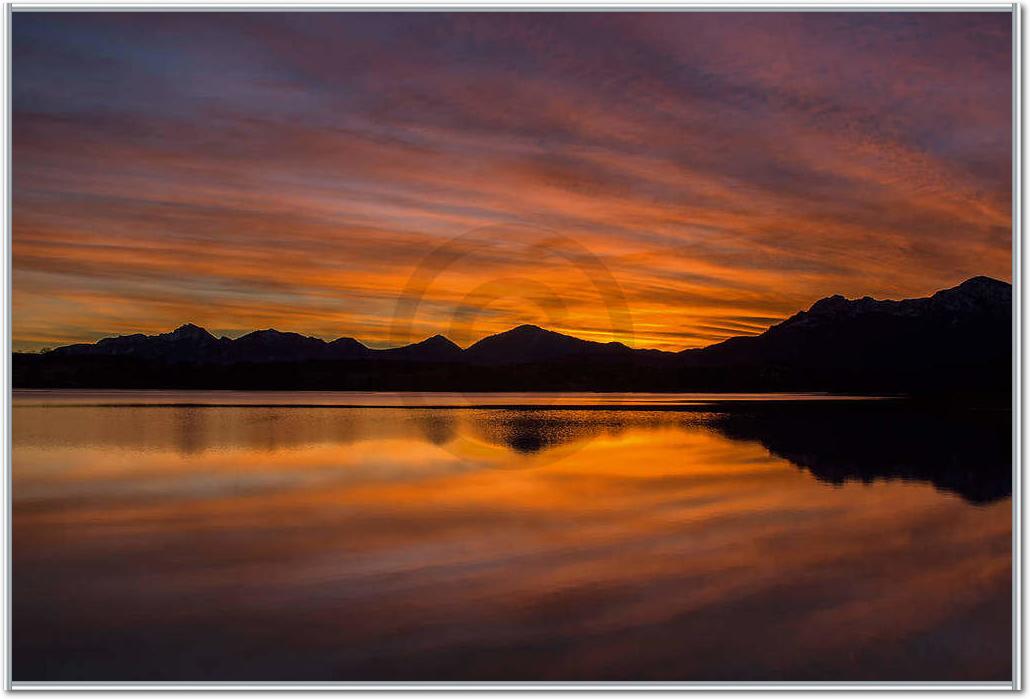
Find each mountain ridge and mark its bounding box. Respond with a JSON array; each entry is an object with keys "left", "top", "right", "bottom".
[
  {"left": 16, "top": 276, "right": 1012, "bottom": 394},
  {"left": 41, "top": 275, "right": 1013, "bottom": 360}
]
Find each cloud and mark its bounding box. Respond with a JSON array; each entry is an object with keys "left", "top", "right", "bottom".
[{"left": 12, "top": 11, "right": 1012, "bottom": 351}]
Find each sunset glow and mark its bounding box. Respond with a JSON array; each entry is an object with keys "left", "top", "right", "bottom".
[{"left": 13, "top": 11, "right": 1012, "bottom": 352}]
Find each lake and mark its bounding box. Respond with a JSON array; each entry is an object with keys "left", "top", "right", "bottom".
[{"left": 12, "top": 391, "right": 1012, "bottom": 682}]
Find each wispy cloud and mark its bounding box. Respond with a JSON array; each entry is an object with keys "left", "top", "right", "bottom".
[{"left": 13, "top": 11, "right": 1012, "bottom": 351}]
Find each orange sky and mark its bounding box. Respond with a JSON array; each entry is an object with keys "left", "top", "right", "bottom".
[{"left": 12, "top": 12, "right": 1013, "bottom": 352}]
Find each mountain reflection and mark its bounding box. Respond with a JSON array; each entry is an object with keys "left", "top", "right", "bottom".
[
  {"left": 13, "top": 402, "right": 1010, "bottom": 503},
  {"left": 460, "top": 411, "right": 635, "bottom": 454},
  {"left": 441, "top": 406, "right": 1011, "bottom": 504},
  {"left": 709, "top": 405, "right": 1011, "bottom": 504}
]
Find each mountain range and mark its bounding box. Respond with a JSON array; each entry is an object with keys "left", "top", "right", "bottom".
[{"left": 14, "top": 276, "right": 1012, "bottom": 394}]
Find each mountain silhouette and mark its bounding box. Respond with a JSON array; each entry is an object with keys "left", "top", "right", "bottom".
[
  {"left": 688, "top": 275, "right": 1010, "bottom": 369},
  {"left": 51, "top": 322, "right": 227, "bottom": 363},
  {"left": 15, "top": 276, "right": 1011, "bottom": 394},
  {"left": 676, "top": 275, "right": 1011, "bottom": 392},
  {"left": 378, "top": 335, "right": 462, "bottom": 362},
  {"left": 709, "top": 402, "right": 1011, "bottom": 504},
  {"left": 464, "top": 324, "right": 634, "bottom": 364},
  {"left": 228, "top": 329, "right": 342, "bottom": 363}
]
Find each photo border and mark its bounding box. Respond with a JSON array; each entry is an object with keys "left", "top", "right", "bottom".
[{"left": 0, "top": 1, "right": 1021, "bottom": 692}]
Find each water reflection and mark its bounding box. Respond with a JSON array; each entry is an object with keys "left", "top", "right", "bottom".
[
  {"left": 712, "top": 405, "right": 1012, "bottom": 504},
  {"left": 13, "top": 398, "right": 1011, "bottom": 682}
]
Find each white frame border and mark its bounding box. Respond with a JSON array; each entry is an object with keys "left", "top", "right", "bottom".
[{"left": 0, "top": 1, "right": 1021, "bottom": 692}]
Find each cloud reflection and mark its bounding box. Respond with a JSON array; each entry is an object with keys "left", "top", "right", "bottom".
[{"left": 13, "top": 403, "right": 1010, "bottom": 680}]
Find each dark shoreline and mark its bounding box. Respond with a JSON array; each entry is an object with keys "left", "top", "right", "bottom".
[{"left": 11, "top": 391, "right": 1010, "bottom": 413}]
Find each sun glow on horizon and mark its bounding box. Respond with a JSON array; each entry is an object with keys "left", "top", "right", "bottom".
[{"left": 12, "top": 12, "right": 1012, "bottom": 353}]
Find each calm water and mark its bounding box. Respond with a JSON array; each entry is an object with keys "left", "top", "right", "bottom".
[{"left": 12, "top": 391, "right": 1012, "bottom": 682}]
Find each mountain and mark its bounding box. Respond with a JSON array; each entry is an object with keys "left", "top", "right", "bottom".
[
  {"left": 464, "top": 324, "right": 636, "bottom": 364},
  {"left": 51, "top": 322, "right": 227, "bottom": 363},
  {"left": 378, "top": 335, "right": 462, "bottom": 362},
  {"left": 226, "top": 329, "right": 342, "bottom": 363},
  {"left": 16, "top": 276, "right": 1012, "bottom": 394},
  {"left": 49, "top": 326, "right": 459, "bottom": 364},
  {"left": 683, "top": 275, "right": 1011, "bottom": 391},
  {"left": 328, "top": 337, "right": 371, "bottom": 359}
]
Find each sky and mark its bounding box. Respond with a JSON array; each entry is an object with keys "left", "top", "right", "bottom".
[{"left": 12, "top": 11, "right": 1013, "bottom": 352}]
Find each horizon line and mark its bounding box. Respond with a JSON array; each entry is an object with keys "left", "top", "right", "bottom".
[{"left": 13, "top": 274, "right": 1011, "bottom": 356}]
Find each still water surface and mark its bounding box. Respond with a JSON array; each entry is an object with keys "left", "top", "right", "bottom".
[{"left": 13, "top": 391, "right": 1012, "bottom": 682}]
